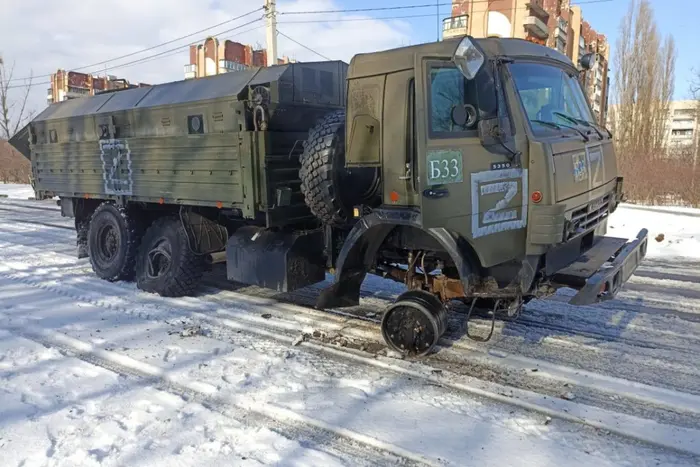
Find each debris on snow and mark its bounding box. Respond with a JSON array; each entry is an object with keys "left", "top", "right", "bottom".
[
  {"left": 655, "top": 233, "right": 665, "bottom": 242},
  {"left": 291, "top": 333, "right": 308, "bottom": 346},
  {"left": 180, "top": 325, "right": 204, "bottom": 338},
  {"left": 561, "top": 392, "right": 576, "bottom": 401}
]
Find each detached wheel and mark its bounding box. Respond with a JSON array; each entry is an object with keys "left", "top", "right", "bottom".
[
  {"left": 87, "top": 202, "right": 141, "bottom": 281},
  {"left": 135, "top": 216, "right": 206, "bottom": 297}
]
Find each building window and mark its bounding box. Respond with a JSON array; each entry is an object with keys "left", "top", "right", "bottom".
[
  {"left": 672, "top": 129, "right": 694, "bottom": 137},
  {"left": 675, "top": 109, "right": 695, "bottom": 117}
]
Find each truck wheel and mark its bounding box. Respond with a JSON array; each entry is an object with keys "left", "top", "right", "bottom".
[
  {"left": 135, "top": 216, "right": 206, "bottom": 297},
  {"left": 87, "top": 202, "right": 142, "bottom": 282},
  {"left": 300, "top": 110, "right": 380, "bottom": 225}
]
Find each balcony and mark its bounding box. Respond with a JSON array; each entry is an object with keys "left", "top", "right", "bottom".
[
  {"left": 219, "top": 59, "right": 248, "bottom": 72},
  {"left": 671, "top": 119, "right": 696, "bottom": 130},
  {"left": 184, "top": 64, "right": 197, "bottom": 80},
  {"left": 523, "top": 16, "right": 548, "bottom": 39},
  {"left": 442, "top": 14, "right": 468, "bottom": 39},
  {"left": 555, "top": 36, "right": 567, "bottom": 54}
]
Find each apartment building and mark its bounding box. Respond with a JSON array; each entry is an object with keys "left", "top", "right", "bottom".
[
  {"left": 607, "top": 100, "right": 700, "bottom": 156},
  {"left": 48, "top": 70, "right": 149, "bottom": 105},
  {"left": 443, "top": 0, "right": 610, "bottom": 125},
  {"left": 184, "top": 36, "right": 294, "bottom": 79},
  {"left": 666, "top": 100, "right": 699, "bottom": 151}
]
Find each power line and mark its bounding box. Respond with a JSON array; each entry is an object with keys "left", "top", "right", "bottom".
[
  {"left": 8, "top": 7, "right": 264, "bottom": 83},
  {"left": 278, "top": 13, "right": 442, "bottom": 24},
  {"left": 100, "top": 24, "right": 267, "bottom": 74},
  {"left": 279, "top": 2, "right": 453, "bottom": 15},
  {"left": 277, "top": 0, "right": 613, "bottom": 15},
  {"left": 7, "top": 0, "right": 617, "bottom": 90},
  {"left": 277, "top": 0, "right": 615, "bottom": 25},
  {"left": 277, "top": 30, "right": 332, "bottom": 61},
  {"left": 7, "top": 17, "right": 264, "bottom": 90}
]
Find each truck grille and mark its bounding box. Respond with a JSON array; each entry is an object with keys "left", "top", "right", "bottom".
[{"left": 567, "top": 193, "right": 611, "bottom": 239}]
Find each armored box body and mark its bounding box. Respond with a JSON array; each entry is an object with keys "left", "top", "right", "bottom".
[{"left": 23, "top": 60, "right": 348, "bottom": 227}]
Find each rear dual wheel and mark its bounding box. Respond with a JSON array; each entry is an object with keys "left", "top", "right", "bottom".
[
  {"left": 87, "top": 205, "right": 205, "bottom": 297},
  {"left": 87, "top": 202, "right": 142, "bottom": 282}
]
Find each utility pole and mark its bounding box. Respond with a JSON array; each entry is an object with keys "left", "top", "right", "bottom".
[
  {"left": 436, "top": 0, "right": 440, "bottom": 41},
  {"left": 264, "top": 0, "right": 278, "bottom": 67}
]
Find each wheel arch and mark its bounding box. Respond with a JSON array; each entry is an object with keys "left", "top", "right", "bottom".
[{"left": 316, "top": 209, "right": 482, "bottom": 309}]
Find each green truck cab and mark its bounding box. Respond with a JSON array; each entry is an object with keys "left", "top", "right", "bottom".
[{"left": 10, "top": 35, "right": 647, "bottom": 357}]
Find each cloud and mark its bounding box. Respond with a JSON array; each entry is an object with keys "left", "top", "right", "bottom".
[{"left": 0, "top": 0, "right": 414, "bottom": 118}]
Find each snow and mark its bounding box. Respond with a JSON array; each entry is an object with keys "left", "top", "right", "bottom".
[
  {"left": 0, "top": 183, "right": 35, "bottom": 200},
  {"left": 0, "top": 188, "right": 699, "bottom": 466},
  {"left": 608, "top": 203, "right": 700, "bottom": 259}
]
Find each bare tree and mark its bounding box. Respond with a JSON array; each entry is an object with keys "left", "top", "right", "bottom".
[
  {"left": 610, "top": 0, "right": 676, "bottom": 160},
  {"left": 0, "top": 55, "right": 34, "bottom": 140}
]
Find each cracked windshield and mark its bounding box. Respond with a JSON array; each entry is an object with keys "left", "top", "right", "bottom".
[{"left": 510, "top": 61, "right": 596, "bottom": 134}]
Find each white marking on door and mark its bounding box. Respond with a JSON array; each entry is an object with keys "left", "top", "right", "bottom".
[{"left": 471, "top": 168, "right": 528, "bottom": 238}]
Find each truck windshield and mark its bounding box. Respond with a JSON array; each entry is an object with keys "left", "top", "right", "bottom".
[{"left": 508, "top": 61, "right": 595, "bottom": 134}]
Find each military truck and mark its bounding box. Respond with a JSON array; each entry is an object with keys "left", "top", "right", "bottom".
[{"left": 10, "top": 36, "right": 648, "bottom": 357}]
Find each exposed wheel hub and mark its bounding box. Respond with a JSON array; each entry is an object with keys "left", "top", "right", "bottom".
[
  {"left": 96, "top": 224, "right": 120, "bottom": 262},
  {"left": 380, "top": 290, "right": 448, "bottom": 357}
]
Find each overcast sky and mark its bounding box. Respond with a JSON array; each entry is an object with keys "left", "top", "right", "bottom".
[{"left": 0, "top": 0, "right": 416, "bottom": 122}]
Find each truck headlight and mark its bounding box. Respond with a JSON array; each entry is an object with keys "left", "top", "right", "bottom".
[{"left": 453, "top": 36, "right": 484, "bottom": 80}]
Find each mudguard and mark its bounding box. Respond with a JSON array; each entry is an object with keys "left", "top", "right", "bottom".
[{"left": 226, "top": 226, "right": 326, "bottom": 292}]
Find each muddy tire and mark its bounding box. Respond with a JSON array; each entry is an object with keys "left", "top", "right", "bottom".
[
  {"left": 87, "top": 202, "right": 142, "bottom": 282},
  {"left": 299, "top": 110, "right": 380, "bottom": 226},
  {"left": 135, "top": 216, "right": 206, "bottom": 297}
]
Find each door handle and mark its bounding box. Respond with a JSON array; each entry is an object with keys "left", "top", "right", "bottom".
[{"left": 422, "top": 187, "right": 449, "bottom": 199}]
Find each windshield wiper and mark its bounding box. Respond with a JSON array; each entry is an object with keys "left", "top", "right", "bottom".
[
  {"left": 554, "top": 111, "right": 604, "bottom": 140},
  {"left": 531, "top": 119, "right": 589, "bottom": 142}
]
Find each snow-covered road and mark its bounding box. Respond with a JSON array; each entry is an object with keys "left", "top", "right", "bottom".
[{"left": 0, "top": 185, "right": 699, "bottom": 466}]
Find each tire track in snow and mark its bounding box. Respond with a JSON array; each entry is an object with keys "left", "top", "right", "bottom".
[
  {"left": 1, "top": 266, "right": 700, "bottom": 459},
  {"left": 3, "top": 210, "right": 700, "bottom": 412},
  {"left": 0, "top": 321, "right": 436, "bottom": 467},
  {"left": 2, "top": 216, "right": 700, "bottom": 426}
]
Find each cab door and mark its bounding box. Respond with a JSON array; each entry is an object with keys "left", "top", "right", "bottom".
[{"left": 414, "top": 56, "right": 528, "bottom": 252}]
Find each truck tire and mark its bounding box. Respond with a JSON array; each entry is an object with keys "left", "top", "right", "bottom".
[
  {"left": 299, "top": 110, "right": 379, "bottom": 226},
  {"left": 135, "top": 216, "right": 206, "bottom": 297},
  {"left": 87, "top": 202, "right": 142, "bottom": 282}
]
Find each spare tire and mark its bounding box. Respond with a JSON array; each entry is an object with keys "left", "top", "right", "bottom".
[{"left": 299, "top": 110, "right": 380, "bottom": 226}]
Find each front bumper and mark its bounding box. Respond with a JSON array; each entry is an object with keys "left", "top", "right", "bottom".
[{"left": 551, "top": 228, "right": 648, "bottom": 306}]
